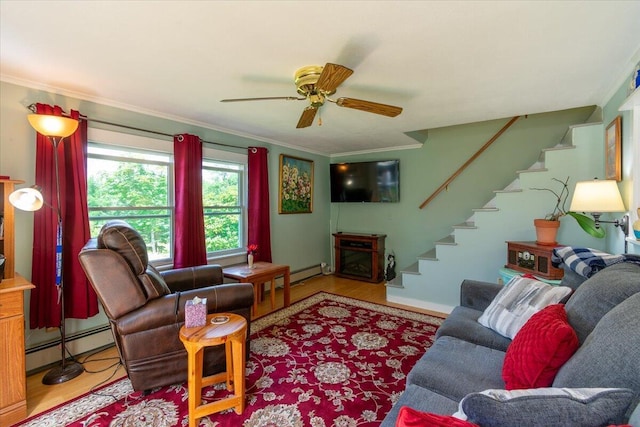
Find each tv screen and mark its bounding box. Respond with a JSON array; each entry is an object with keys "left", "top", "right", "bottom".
[{"left": 330, "top": 160, "right": 400, "bottom": 203}]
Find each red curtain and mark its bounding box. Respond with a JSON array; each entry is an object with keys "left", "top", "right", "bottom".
[
  {"left": 247, "top": 147, "right": 272, "bottom": 262},
  {"left": 173, "top": 134, "right": 207, "bottom": 268},
  {"left": 30, "top": 104, "right": 98, "bottom": 329}
]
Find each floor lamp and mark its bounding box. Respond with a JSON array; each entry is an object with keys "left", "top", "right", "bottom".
[{"left": 9, "top": 113, "right": 84, "bottom": 384}]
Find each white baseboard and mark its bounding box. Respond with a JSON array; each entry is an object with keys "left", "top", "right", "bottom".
[
  {"left": 385, "top": 294, "right": 454, "bottom": 316},
  {"left": 225, "top": 264, "right": 322, "bottom": 291},
  {"left": 26, "top": 328, "right": 115, "bottom": 374}
]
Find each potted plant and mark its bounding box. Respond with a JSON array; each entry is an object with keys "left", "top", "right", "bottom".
[{"left": 531, "top": 177, "right": 604, "bottom": 245}]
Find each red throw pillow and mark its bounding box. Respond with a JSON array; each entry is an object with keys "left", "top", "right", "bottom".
[
  {"left": 502, "top": 303, "right": 579, "bottom": 390},
  {"left": 395, "top": 406, "right": 479, "bottom": 427}
]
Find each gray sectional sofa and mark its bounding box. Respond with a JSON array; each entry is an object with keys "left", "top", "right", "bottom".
[{"left": 381, "top": 260, "right": 640, "bottom": 427}]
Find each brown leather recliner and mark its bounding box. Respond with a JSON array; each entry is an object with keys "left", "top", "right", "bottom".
[{"left": 78, "top": 220, "right": 254, "bottom": 392}]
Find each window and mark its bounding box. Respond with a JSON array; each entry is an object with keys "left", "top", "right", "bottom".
[
  {"left": 87, "top": 128, "right": 247, "bottom": 263},
  {"left": 87, "top": 144, "right": 173, "bottom": 261},
  {"left": 202, "top": 160, "right": 244, "bottom": 255}
]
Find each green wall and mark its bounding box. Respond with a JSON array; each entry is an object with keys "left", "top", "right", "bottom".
[
  {"left": 0, "top": 80, "right": 331, "bottom": 350},
  {"left": 602, "top": 75, "right": 637, "bottom": 253},
  {"left": 330, "top": 107, "right": 596, "bottom": 271}
]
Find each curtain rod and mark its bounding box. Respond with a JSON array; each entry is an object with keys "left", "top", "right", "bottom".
[{"left": 26, "top": 103, "right": 243, "bottom": 151}]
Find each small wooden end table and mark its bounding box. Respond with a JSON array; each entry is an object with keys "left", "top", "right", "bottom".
[
  {"left": 222, "top": 262, "right": 291, "bottom": 315},
  {"left": 179, "top": 313, "right": 247, "bottom": 427}
]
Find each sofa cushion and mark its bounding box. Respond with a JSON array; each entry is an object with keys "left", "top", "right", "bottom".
[
  {"left": 436, "top": 306, "right": 512, "bottom": 352},
  {"left": 502, "top": 304, "right": 578, "bottom": 390},
  {"left": 554, "top": 291, "right": 640, "bottom": 400},
  {"left": 379, "top": 384, "right": 460, "bottom": 427},
  {"left": 478, "top": 276, "right": 572, "bottom": 339},
  {"left": 559, "top": 265, "right": 587, "bottom": 290},
  {"left": 564, "top": 262, "right": 640, "bottom": 344},
  {"left": 459, "top": 387, "right": 635, "bottom": 427},
  {"left": 395, "top": 406, "right": 478, "bottom": 427},
  {"left": 408, "top": 336, "right": 505, "bottom": 401}
]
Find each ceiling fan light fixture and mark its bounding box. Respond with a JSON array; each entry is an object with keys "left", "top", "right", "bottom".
[
  {"left": 308, "top": 93, "right": 325, "bottom": 108},
  {"left": 295, "top": 65, "right": 327, "bottom": 96}
]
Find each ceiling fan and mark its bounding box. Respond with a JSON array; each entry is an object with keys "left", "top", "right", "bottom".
[{"left": 221, "top": 63, "right": 403, "bottom": 128}]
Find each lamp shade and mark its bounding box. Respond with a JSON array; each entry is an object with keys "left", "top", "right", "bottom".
[
  {"left": 27, "top": 114, "right": 78, "bottom": 138},
  {"left": 569, "top": 179, "right": 626, "bottom": 213},
  {"left": 9, "top": 186, "right": 44, "bottom": 211}
]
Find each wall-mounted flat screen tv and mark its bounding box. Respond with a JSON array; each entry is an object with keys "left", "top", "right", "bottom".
[{"left": 330, "top": 160, "right": 400, "bottom": 203}]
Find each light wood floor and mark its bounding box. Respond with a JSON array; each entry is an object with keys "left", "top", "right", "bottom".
[{"left": 24, "top": 274, "right": 445, "bottom": 419}]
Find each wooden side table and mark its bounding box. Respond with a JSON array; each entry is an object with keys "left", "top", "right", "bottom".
[
  {"left": 179, "top": 313, "right": 247, "bottom": 427},
  {"left": 223, "top": 262, "right": 290, "bottom": 315}
]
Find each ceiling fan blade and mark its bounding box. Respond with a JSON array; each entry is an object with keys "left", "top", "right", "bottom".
[
  {"left": 221, "top": 96, "right": 305, "bottom": 102},
  {"left": 336, "top": 97, "right": 403, "bottom": 117},
  {"left": 297, "top": 107, "right": 317, "bottom": 128},
  {"left": 316, "top": 63, "right": 354, "bottom": 94}
]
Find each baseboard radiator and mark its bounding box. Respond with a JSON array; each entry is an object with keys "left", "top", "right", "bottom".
[{"left": 26, "top": 264, "right": 322, "bottom": 374}]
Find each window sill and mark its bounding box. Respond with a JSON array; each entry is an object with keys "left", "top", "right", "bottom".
[{"left": 152, "top": 251, "right": 247, "bottom": 271}]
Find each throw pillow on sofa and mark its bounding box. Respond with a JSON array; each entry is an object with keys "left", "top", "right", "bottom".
[
  {"left": 457, "top": 387, "right": 635, "bottom": 427},
  {"left": 502, "top": 303, "right": 578, "bottom": 390},
  {"left": 477, "top": 276, "right": 572, "bottom": 339},
  {"left": 395, "top": 406, "right": 478, "bottom": 427}
]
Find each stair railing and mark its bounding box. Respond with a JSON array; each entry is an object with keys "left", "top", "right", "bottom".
[{"left": 419, "top": 115, "right": 521, "bottom": 209}]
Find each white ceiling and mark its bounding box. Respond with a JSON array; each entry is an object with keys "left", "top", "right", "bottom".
[{"left": 2, "top": 1, "right": 640, "bottom": 156}]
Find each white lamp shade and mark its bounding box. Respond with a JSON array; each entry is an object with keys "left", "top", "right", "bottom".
[
  {"left": 569, "top": 179, "right": 626, "bottom": 213},
  {"left": 27, "top": 114, "right": 78, "bottom": 138},
  {"left": 9, "top": 186, "right": 44, "bottom": 211}
]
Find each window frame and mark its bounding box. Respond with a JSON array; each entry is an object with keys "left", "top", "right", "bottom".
[
  {"left": 87, "top": 128, "right": 248, "bottom": 266},
  {"left": 201, "top": 158, "right": 246, "bottom": 257}
]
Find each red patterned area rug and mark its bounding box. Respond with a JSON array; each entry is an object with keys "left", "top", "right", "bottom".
[{"left": 17, "top": 292, "right": 443, "bottom": 427}]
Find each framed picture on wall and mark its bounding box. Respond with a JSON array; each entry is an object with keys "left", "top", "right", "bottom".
[
  {"left": 605, "top": 116, "right": 622, "bottom": 181},
  {"left": 278, "top": 154, "right": 314, "bottom": 214}
]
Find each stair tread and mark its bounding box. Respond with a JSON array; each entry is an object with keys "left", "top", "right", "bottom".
[
  {"left": 418, "top": 249, "right": 438, "bottom": 260},
  {"left": 472, "top": 207, "right": 499, "bottom": 212},
  {"left": 494, "top": 189, "right": 522, "bottom": 194},
  {"left": 435, "top": 235, "right": 456, "bottom": 245},
  {"left": 452, "top": 221, "right": 476, "bottom": 229},
  {"left": 517, "top": 167, "right": 548, "bottom": 174},
  {"left": 385, "top": 275, "right": 404, "bottom": 288},
  {"left": 542, "top": 145, "right": 575, "bottom": 152},
  {"left": 400, "top": 262, "right": 420, "bottom": 275}
]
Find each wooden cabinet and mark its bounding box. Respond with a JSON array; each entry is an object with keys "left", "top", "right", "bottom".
[
  {"left": 0, "top": 179, "right": 34, "bottom": 425},
  {"left": 333, "top": 233, "right": 386, "bottom": 283}
]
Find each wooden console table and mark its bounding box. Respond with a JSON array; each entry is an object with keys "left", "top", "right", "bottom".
[
  {"left": 222, "top": 262, "right": 290, "bottom": 315},
  {"left": 333, "top": 233, "right": 386, "bottom": 283}
]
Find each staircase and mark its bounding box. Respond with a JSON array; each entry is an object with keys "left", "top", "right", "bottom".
[{"left": 386, "top": 120, "right": 607, "bottom": 314}]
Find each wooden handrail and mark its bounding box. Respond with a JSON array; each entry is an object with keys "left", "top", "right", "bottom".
[{"left": 419, "top": 115, "right": 520, "bottom": 209}]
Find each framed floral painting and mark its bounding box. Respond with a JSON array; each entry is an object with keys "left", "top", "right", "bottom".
[
  {"left": 278, "top": 154, "right": 314, "bottom": 214},
  {"left": 605, "top": 116, "right": 622, "bottom": 181}
]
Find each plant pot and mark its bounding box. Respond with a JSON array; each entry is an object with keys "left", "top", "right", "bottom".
[{"left": 534, "top": 219, "right": 560, "bottom": 246}]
